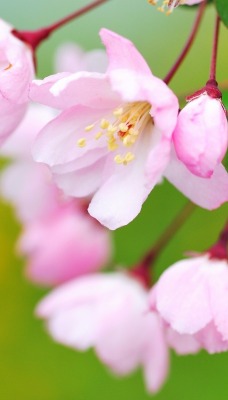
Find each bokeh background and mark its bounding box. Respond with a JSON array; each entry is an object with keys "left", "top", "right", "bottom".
[{"left": 1, "top": 1, "right": 228, "bottom": 399}]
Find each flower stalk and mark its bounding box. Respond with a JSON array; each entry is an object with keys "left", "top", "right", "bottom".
[
  {"left": 209, "top": 220, "right": 228, "bottom": 260},
  {"left": 12, "top": 0, "right": 109, "bottom": 52},
  {"left": 164, "top": 0, "right": 206, "bottom": 85},
  {"left": 131, "top": 201, "right": 196, "bottom": 286},
  {"left": 209, "top": 15, "right": 220, "bottom": 83}
]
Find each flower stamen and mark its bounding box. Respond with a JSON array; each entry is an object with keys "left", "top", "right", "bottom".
[
  {"left": 148, "top": 0, "right": 184, "bottom": 13},
  {"left": 82, "top": 101, "right": 152, "bottom": 164},
  {"left": 114, "top": 152, "right": 135, "bottom": 165},
  {"left": 85, "top": 124, "right": 95, "bottom": 132},
  {"left": 77, "top": 138, "right": 86, "bottom": 147}
]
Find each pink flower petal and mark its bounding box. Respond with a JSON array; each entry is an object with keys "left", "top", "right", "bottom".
[
  {"left": 53, "top": 157, "right": 106, "bottom": 198},
  {"left": 96, "top": 302, "right": 145, "bottom": 375},
  {"left": 20, "top": 205, "right": 111, "bottom": 286},
  {"left": 153, "top": 257, "right": 212, "bottom": 334},
  {"left": 54, "top": 43, "right": 108, "bottom": 74},
  {"left": 0, "top": 22, "right": 34, "bottom": 144},
  {"left": 32, "top": 105, "right": 108, "bottom": 166},
  {"left": 195, "top": 322, "right": 228, "bottom": 354},
  {"left": 165, "top": 149, "right": 228, "bottom": 209},
  {"left": 88, "top": 125, "right": 155, "bottom": 229},
  {"left": 0, "top": 161, "right": 58, "bottom": 223},
  {"left": 142, "top": 314, "right": 169, "bottom": 393},
  {"left": 30, "top": 72, "right": 120, "bottom": 110},
  {"left": 29, "top": 72, "right": 71, "bottom": 108},
  {"left": 167, "top": 327, "right": 201, "bottom": 355},
  {"left": 36, "top": 273, "right": 169, "bottom": 391},
  {"left": 47, "top": 304, "right": 101, "bottom": 350},
  {"left": 206, "top": 261, "right": 228, "bottom": 341},
  {"left": 100, "top": 28, "right": 152, "bottom": 77}
]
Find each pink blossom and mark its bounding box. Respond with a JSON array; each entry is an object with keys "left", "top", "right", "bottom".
[
  {"left": 150, "top": 255, "right": 228, "bottom": 353},
  {"left": 54, "top": 42, "right": 107, "bottom": 74},
  {"left": 0, "top": 104, "right": 111, "bottom": 286},
  {"left": 30, "top": 28, "right": 179, "bottom": 229},
  {"left": 0, "top": 18, "right": 34, "bottom": 145},
  {"left": 0, "top": 104, "right": 59, "bottom": 223},
  {"left": 19, "top": 203, "right": 111, "bottom": 286},
  {"left": 173, "top": 94, "right": 228, "bottom": 178},
  {"left": 36, "top": 272, "right": 169, "bottom": 393}
]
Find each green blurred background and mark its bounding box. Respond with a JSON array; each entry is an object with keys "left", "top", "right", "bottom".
[{"left": 1, "top": 1, "right": 228, "bottom": 399}]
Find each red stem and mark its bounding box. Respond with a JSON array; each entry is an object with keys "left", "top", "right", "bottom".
[
  {"left": 209, "top": 15, "right": 220, "bottom": 82},
  {"left": 131, "top": 201, "right": 196, "bottom": 287},
  {"left": 164, "top": 0, "right": 206, "bottom": 85},
  {"left": 12, "top": 0, "right": 109, "bottom": 52},
  {"left": 209, "top": 220, "right": 228, "bottom": 260},
  {"left": 142, "top": 201, "right": 195, "bottom": 265}
]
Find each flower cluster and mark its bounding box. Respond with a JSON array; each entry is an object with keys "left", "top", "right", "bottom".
[{"left": 0, "top": 0, "right": 228, "bottom": 395}]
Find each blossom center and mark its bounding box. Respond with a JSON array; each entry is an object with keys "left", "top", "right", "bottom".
[
  {"left": 148, "top": 0, "right": 184, "bottom": 13},
  {"left": 78, "top": 101, "right": 152, "bottom": 166}
]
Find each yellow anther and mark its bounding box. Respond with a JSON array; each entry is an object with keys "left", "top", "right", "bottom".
[
  {"left": 148, "top": 0, "right": 156, "bottom": 4},
  {"left": 114, "top": 154, "right": 124, "bottom": 164},
  {"left": 100, "top": 119, "right": 110, "bottom": 129},
  {"left": 157, "top": 6, "right": 164, "bottom": 12},
  {"left": 118, "top": 123, "right": 128, "bottom": 133},
  {"left": 123, "top": 135, "right": 134, "bottom": 147},
  {"left": 128, "top": 128, "right": 139, "bottom": 136},
  {"left": 106, "top": 131, "right": 115, "bottom": 139},
  {"left": 99, "top": 101, "right": 152, "bottom": 161},
  {"left": 113, "top": 107, "right": 123, "bottom": 117},
  {"left": 95, "top": 132, "right": 103, "bottom": 140},
  {"left": 85, "top": 124, "right": 95, "bottom": 132},
  {"left": 77, "top": 138, "right": 86, "bottom": 148},
  {"left": 108, "top": 138, "right": 118, "bottom": 151},
  {"left": 124, "top": 152, "right": 135, "bottom": 164},
  {"left": 107, "top": 125, "right": 117, "bottom": 134}
]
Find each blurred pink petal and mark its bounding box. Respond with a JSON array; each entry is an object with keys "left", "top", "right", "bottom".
[
  {"left": 0, "top": 104, "right": 111, "bottom": 286},
  {"left": 0, "top": 18, "right": 34, "bottom": 145},
  {"left": 37, "top": 272, "right": 169, "bottom": 393},
  {"left": 0, "top": 104, "right": 59, "bottom": 222},
  {"left": 19, "top": 203, "right": 111, "bottom": 286},
  {"left": 55, "top": 43, "right": 108, "bottom": 73},
  {"left": 167, "top": 328, "right": 201, "bottom": 355}
]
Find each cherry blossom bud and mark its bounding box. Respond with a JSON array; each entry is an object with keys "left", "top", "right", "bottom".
[{"left": 173, "top": 93, "right": 228, "bottom": 178}]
